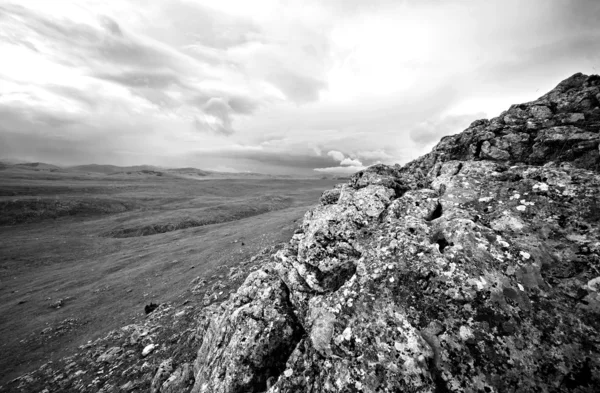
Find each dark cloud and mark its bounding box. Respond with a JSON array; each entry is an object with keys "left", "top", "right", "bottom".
[
  {"left": 196, "top": 147, "right": 335, "bottom": 171},
  {"left": 409, "top": 112, "right": 487, "bottom": 147}
]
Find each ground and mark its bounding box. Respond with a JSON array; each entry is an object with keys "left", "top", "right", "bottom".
[{"left": 0, "top": 165, "right": 339, "bottom": 385}]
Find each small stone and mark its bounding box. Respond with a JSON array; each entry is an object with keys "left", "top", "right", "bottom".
[
  {"left": 459, "top": 325, "right": 474, "bottom": 341},
  {"left": 587, "top": 277, "right": 600, "bottom": 292},
  {"left": 142, "top": 344, "right": 156, "bottom": 357},
  {"left": 342, "top": 327, "right": 352, "bottom": 341}
]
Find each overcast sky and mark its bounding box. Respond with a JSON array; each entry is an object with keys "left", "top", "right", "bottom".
[{"left": 1, "top": 0, "right": 599, "bottom": 174}]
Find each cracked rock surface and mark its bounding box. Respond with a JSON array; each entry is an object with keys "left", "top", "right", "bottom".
[{"left": 191, "top": 73, "right": 600, "bottom": 392}]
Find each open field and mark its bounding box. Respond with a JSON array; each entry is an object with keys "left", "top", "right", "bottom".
[{"left": 0, "top": 164, "right": 339, "bottom": 384}]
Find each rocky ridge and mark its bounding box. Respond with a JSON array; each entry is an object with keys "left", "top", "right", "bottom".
[
  {"left": 3, "top": 73, "right": 600, "bottom": 392},
  {"left": 189, "top": 73, "right": 600, "bottom": 392}
]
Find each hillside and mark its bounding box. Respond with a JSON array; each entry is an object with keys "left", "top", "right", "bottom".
[{"left": 3, "top": 73, "right": 599, "bottom": 392}]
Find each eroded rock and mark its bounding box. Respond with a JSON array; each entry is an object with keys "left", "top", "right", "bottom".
[{"left": 190, "top": 73, "right": 600, "bottom": 392}]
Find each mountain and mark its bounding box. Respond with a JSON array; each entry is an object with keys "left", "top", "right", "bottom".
[{"left": 5, "top": 73, "right": 600, "bottom": 392}]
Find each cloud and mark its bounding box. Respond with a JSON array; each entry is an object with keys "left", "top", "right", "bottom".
[
  {"left": 409, "top": 113, "right": 487, "bottom": 147},
  {"left": 340, "top": 157, "right": 362, "bottom": 166},
  {"left": 1, "top": 0, "right": 599, "bottom": 175},
  {"left": 266, "top": 71, "right": 327, "bottom": 104},
  {"left": 327, "top": 150, "right": 345, "bottom": 162},
  {"left": 147, "top": 0, "right": 261, "bottom": 50},
  {"left": 93, "top": 70, "right": 182, "bottom": 89},
  {"left": 195, "top": 97, "right": 234, "bottom": 135},
  {"left": 183, "top": 143, "right": 340, "bottom": 175},
  {"left": 357, "top": 149, "right": 392, "bottom": 163},
  {"left": 314, "top": 165, "right": 365, "bottom": 175},
  {"left": 0, "top": 2, "right": 268, "bottom": 136},
  {"left": 318, "top": 150, "right": 364, "bottom": 173}
]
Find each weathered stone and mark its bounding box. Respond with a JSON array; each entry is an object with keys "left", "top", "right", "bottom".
[
  {"left": 480, "top": 140, "right": 511, "bottom": 160},
  {"left": 190, "top": 73, "right": 600, "bottom": 393},
  {"left": 150, "top": 358, "right": 173, "bottom": 393},
  {"left": 161, "top": 363, "right": 193, "bottom": 393},
  {"left": 96, "top": 347, "right": 122, "bottom": 363},
  {"left": 529, "top": 105, "right": 554, "bottom": 119},
  {"left": 191, "top": 268, "right": 304, "bottom": 393}
]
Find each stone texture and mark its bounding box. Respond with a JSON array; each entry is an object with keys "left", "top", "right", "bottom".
[{"left": 191, "top": 73, "right": 600, "bottom": 393}]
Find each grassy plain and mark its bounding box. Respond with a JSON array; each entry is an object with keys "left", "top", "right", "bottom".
[{"left": 0, "top": 164, "right": 339, "bottom": 384}]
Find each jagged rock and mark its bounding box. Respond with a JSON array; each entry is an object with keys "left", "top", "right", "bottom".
[
  {"left": 191, "top": 73, "right": 600, "bottom": 392},
  {"left": 150, "top": 358, "right": 173, "bottom": 393},
  {"left": 97, "top": 347, "right": 122, "bottom": 363},
  {"left": 191, "top": 269, "right": 304, "bottom": 393},
  {"left": 161, "top": 363, "right": 193, "bottom": 393}
]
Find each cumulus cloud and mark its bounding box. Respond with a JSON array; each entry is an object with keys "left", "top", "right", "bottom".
[
  {"left": 317, "top": 150, "right": 365, "bottom": 174},
  {"left": 314, "top": 165, "right": 365, "bottom": 175},
  {"left": 327, "top": 150, "right": 345, "bottom": 162},
  {"left": 340, "top": 157, "right": 362, "bottom": 166}
]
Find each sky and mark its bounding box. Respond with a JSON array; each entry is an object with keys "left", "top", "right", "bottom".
[{"left": 0, "top": 0, "right": 599, "bottom": 175}]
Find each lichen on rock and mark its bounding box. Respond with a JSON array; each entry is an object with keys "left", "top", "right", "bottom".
[{"left": 191, "top": 73, "right": 600, "bottom": 392}]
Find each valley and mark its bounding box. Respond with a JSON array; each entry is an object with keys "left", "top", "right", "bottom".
[{"left": 0, "top": 164, "right": 339, "bottom": 384}]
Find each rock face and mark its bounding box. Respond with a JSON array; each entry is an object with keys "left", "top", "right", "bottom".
[{"left": 191, "top": 73, "right": 600, "bottom": 392}]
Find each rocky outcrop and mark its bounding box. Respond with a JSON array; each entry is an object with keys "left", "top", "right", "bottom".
[
  {"left": 3, "top": 73, "right": 598, "bottom": 393},
  {"left": 191, "top": 73, "right": 600, "bottom": 392}
]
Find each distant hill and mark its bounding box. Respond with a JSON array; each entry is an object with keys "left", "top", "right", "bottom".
[
  {"left": 165, "top": 167, "right": 212, "bottom": 177},
  {"left": 1, "top": 161, "right": 327, "bottom": 179},
  {"left": 15, "top": 162, "right": 63, "bottom": 170},
  {"left": 68, "top": 164, "right": 162, "bottom": 174}
]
